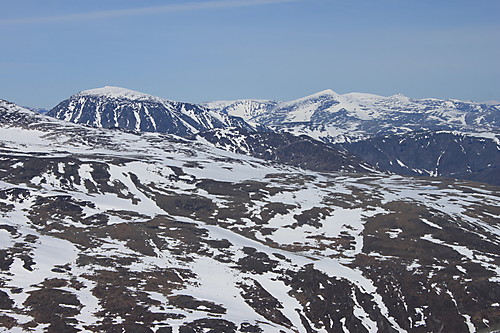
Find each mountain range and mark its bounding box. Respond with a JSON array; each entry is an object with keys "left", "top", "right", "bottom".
[
  {"left": 204, "top": 89, "right": 499, "bottom": 143},
  {"left": 1, "top": 97, "right": 499, "bottom": 332},
  {"left": 46, "top": 86, "right": 500, "bottom": 185}
]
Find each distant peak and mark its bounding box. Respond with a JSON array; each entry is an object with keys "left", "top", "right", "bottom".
[
  {"left": 288, "top": 89, "right": 339, "bottom": 104},
  {"left": 76, "top": 86, "right": 166, "bottom": 102},
  {"left": 389, "top": 93, "right": 411, "bottom": 101}
]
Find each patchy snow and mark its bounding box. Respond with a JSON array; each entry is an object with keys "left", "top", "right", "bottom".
[
  {"left": 420, "top": 218, "right": 443, "bottom": 230},
  {"left": 1, "top": 231, "right": 79, "bottom": 308},
  {"left": 351, "top": 289, "right": 378, "bottom": 332},
  {"left": 254, "top": 273, "right": 306, "bottom": 331},
  {"left": 387, "top": 228, "right": 403, "bottom": 239}
]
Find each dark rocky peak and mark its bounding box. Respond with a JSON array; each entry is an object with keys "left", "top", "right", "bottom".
[{"left": 47, "top": 86, "right": 255, "bottom": 136}]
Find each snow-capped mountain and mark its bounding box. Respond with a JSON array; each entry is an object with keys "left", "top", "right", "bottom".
[
  {"left": 48, "top": 86, "right": 254, "bottom": 136},
  {"left": 203, "top": 99, "right": 278, "bottom": 123},
  {"left": 207, "top": 89, "right": 500, "bottom": 143},
  {"left": 1, "top": 99, "right": 499, "bottom": 332},
  {"left": 205, "top": 90, "right": 500, "bottom": 185},
  {"left": 46, "top": 87, "right": 500, "bottom": 186},
  {"left": 47, "top": 87, "right": 374, "bottom": 175}
]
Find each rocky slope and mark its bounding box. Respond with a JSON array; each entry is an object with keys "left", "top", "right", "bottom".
[
  {"left": 195, "top": 127, "right": 376, "bottom": 173},
  {"left": 339, "top": 131, "right": 500, "bottom": 185},
  {"left": 47, "top": 86, "right": 254, "bottom": 136},
  {"left": 1, "top": 99, "right": 499, "bottom": 332}
]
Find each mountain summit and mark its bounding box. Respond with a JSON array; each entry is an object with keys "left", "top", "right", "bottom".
[{"left": 75, "top": 86, "right": 168, "bottom": 103}]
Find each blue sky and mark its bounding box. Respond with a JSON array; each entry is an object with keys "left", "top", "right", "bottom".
[{"left": 1, "top": 0, "right": 499, "bottom": 108}]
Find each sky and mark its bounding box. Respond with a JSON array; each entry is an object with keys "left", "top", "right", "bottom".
[{"left": 1, "top": 0, "right": 499, "bottom": 108}]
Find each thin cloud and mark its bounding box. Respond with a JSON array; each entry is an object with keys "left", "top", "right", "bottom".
[{"left": 0, "top": 0, "right": 299, "bottom": 25}]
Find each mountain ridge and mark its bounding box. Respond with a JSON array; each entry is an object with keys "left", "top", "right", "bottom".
[
  {"left": 208, "top": 89, "right": 500, "bottom": 143},
  {"left": 195, "top": 127, "right": 378, "bottom": 174},
  {"left": 338, "top": 130, "right": 500, "bottom": 185},
  {"left": 47, "top": 86, "right": 500, "bottom": 142},
  {"left": 47, "top": 87, "right": 255, "bottom": 137},
  {"left": 44, "top": 87, "right": 500, "bottom": 185}
]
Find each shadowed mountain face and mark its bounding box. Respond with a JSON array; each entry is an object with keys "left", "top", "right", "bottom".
[
  {"left": 47, "top": 86, "right": 253, "bottom": 136},
  {"left": 1, "top": 100, "right": 499, "bottom": 332},
  {"left": 195, "top": 127, "right": 376, "bottom": 173},
  {"left": 339, "top": 131, "right": 500, "bottom": 185}
]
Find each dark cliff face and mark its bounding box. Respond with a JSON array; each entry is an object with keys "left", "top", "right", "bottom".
[{"left": 340, "top": 131, "right": 500, "bottom": 185}]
